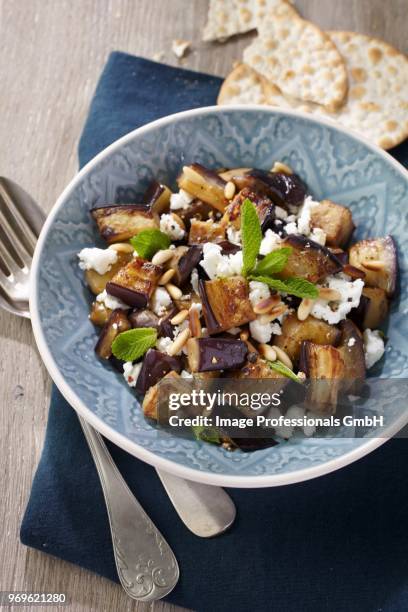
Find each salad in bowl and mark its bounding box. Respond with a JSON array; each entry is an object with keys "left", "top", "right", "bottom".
[{"left": 78, "top": 160, "right": 397, "bottom": 450}]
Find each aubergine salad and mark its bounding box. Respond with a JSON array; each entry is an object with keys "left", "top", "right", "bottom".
[{"left": 78, "top": 162, "right": 397, "bottom": 446}]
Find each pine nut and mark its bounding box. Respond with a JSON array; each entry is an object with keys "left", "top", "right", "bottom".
[
  {"left": 108, "top": 242, "right": 135, "bottom": 253},
  {"left": 273, "top": 346, "right": 293, "bottom": 370},
  {"left": 253, "top": 295, "right": 280, "bottom": 315},
  {"left": 158, "top": 268, "right": 175, "bottom": 285},
  {"left": 297, "top": 298, "right": 315, "bottom": 321},
  {"left": 189, "top": 307, "right": 202, "bottom": 337},
  {"left": 224, "top": 181, "right": 236, "bottom": 200},
  {"left": 170, "top": 309, "right": 189, "bottom": 325},
  {"left": 259, "top": 304, "right": 288, "bottom": 322},
  {"left": 361, "top": 259, "right": 385, "bottom": 271},
  {"left": 166, "top": 283, "right": 183, "bottom": 300},
  {"left": 167, "top": 328, "right": 191, "bottom": 356},
  {"left": 271, "top": 161, "right": 293, "bottom": 175},
  {"left": 171, "top": 212, "right": 186, "bottom": 231},
  {"left": 318, "top": 288, "right": 341, "bottom": 301},
  {"left": 152, "top": 249, "right": 174, "bottom": 266},
  {"left": 258, "top": 344, "right": 277, "bottom": 362}
]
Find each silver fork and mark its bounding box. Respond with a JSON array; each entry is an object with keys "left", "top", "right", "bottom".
[{"left": 0, "top": 177, "right": 236, "bottom": 596}]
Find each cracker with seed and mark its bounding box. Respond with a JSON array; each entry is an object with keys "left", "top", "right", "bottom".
[
  {"left": 203, "top": 0, "right": 295, "bottom": 42},
  {"left": 327, "top": 31, "right": 408, "bottom": 149},
  {"left": 217, "top": 62, "right": 274, "bottom": 104},
  {"left": 243, "top": 10, "right": 348, "bottom": 110}
]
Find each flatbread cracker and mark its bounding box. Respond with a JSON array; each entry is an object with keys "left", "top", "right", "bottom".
[
  {"left": 217, "top": 62, "right": 275, "bottom": 104},
  {"left": 203, "top": 0, "right": 295, "bottom": 42},
  {"left": 243, "top": 11, "right": 348, "bottom": 110},
  {"left": 327, "top": 31, "right": 408, "bottom": 149}
]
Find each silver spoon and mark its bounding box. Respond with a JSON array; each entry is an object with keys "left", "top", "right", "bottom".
[{"left": 0, "top": 177, "right": 236, "bottom": 545}]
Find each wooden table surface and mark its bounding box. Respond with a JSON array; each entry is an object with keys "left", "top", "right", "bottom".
[{"left": 0, "top": 1, "right": 406, "bottom": 610}]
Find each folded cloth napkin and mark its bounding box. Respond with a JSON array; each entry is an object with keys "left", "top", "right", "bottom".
[{"left": 21, "top": 52, "right": 408, "bottom": 612}]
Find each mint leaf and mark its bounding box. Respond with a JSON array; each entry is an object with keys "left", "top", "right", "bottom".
[
  {"left": 111, "top": 327, "right": 157, "bottom": 362},
  {"left": 268, "top": 360, "right": 301, "bottom": 383},
  {"left": 130, "top": 229, "right": 171, "bottom": 260},
  {"left": 192, "top": 425, "right": 221, "bottom": 445},
  {"left": 253, "top": 247, "right": 292, "bottom": 276},
  {"left": 241, "top": 199, "right": 262, "bottom": 276},
  {"left": 249, "top": 275, "right": 318, "bottom": 299}
]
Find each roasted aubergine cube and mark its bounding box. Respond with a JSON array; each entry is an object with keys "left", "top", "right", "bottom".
[
  {"left": 166, "top": 245, "right": 202, "bottom": 286},
  {"left": 177, "top": 164, "right": 227, "bottom": 212},
  {"left": 279, "top": 235, "right": 343, "bottom": 283},
  {"left": 222, "top": 187, "right": 275, "bottom": 231},
  {"left": 187, "top": 337, "right": 248, "bottom": 372},
  {"left": 85, "top": 250, "right": 133, "bottom": 295},
  {"left": 273, "top": 313, "right": 341, "bottom": 364},
  {"left": 177, "top": 198, "right": 214, "bottom": 228},
  {"left": 91, "top": 205, "right": 159, "bottom": 244},
  {"left": 310, "top": 199, "right": 355, "bottom": 247},
  {"left": 129, "top": 307, "right": 176, "bottom": 338},
  {"left": 188, "top": 219, "right": 226, "bottom": 244},
  {"left": 337, "top": 320, "right": 365, "bottom": 393},
  {"left": 142, "top": 371, "right": 180, "bottom": 420},
  {"left": 106, "top": 257, "right": 162, "bottom": 308},
  {"left": 349, "top": 235, "right": 397, "bottom": 296},
  {"left": 299, "top": 341, "right": 345, "bottom": 414},
  {"left": 199, "top": 276, "right": 256, "bottom": 334},
  {"left": 350, "top": 287, "right": 389, "bottom": 330},
  {"left": 136, "top": 349, "right": 182, "bottom": 394},
  {"left": 142, "top": 180, "right": 171, "bottom": 215},
  {"left": 89, "top": 301, "right": 112, "bottom": 327},
  {"left": 95, "top": 309, "right": 131, "bottom": 359}
]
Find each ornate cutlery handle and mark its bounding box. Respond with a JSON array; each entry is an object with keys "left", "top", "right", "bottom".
[{"left": 79, "top": 416, "right": 179, "bottom": 601}]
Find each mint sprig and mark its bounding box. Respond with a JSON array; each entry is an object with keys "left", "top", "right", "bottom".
[
  {"left": 192, "top": 425, "right": 221, "bottom": 445},
  {"left": 268, "top": 359, "right": 301, "bottom": 383},
  {"left": 111, "top": 327, "right": 157, "bottom": 362},
  {"left": 250, "top": 275, "right": 318, "bottom": 299},
  {"left": 253, "top": 247, "right": 292, "bottom": 276},
  {"left": 241, "top": 199, "right": 262, "bottom": 277},
  {"left": 130, "top": 229, "right": 171, "bottom": 260}
]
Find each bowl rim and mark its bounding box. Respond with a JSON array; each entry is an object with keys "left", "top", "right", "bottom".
[{"left": 30, "top": 104, "right": 408, "bottom": 488}]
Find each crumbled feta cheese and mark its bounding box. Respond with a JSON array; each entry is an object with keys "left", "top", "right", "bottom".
[
  {"left": 172, "top": 38, "right": 191, "bottom": 59},
  {"left": 181, "top": 370, "right": 193, "bottom": 378},
  {"left": 96, "top": 289, "right": 128, "bottom": 310},
  {"left": 170, "top": 189, "right": 193, "bottom": 211},
  {"left": 284, "top": 222, "right": 298, "bottom": 235},
  {"left": 310, "top": 227, "right": 326, "bottom": 246},
  {"left": 156, "top": 336, "right": 173, "bottom": 354},
  {"left": 190, "top": 269, "right": 199, "bottom": 294},
  {"left": 160, "top": 213, "right": 185, "bottom": 240},
  {"left": 275, "top": 206, "right": 288, "bottom": 220},
  {"left": 123, "top": 361, "right": 142, "bottom": 387},
  {"left": 311, "top": 276, "right": 364, "bottom": 325},
  {"left": 249, "top": 317, "right": 274, "bottom": 344},
  {"left": 249, "top": 281, "right": 270, "bottom": 307},
  {"left": 270, "top": 322, "right": 282, "bottom": 336},
  {"left": 259, "top": 229, "right": 282, "bottom": 255},
  {"left": 199, "top": 242, "right": 243, "bottom": 279},
  {"left": 348, "top": 337, "right": 356, "bottom": 347},
  {"left": 78, "top": 247, "right": 118, "bottom": 275},
  {"left": 150, "top": 287, "right": 172, "bottom": 316},
  {"left": 297, "top": 196, "right": 319, "bottom": 235},
  {"left": 226, "top": 226, "right": 242, "bottom": 245},
  {"left": 363, "top": 329, "right": 385, "bottom": 369}
]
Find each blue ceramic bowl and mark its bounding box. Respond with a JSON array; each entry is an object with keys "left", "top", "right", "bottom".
[{"left": 30, "top": 106, "right": 408, "bottom": 487}]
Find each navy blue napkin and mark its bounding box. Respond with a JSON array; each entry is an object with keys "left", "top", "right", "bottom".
[{"left": 21, "top": 52, "right": 408, "bottom": 612}]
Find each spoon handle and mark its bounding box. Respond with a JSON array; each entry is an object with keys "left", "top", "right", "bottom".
[{"left": 79, "top": 415, "right": 179, "bottom": 601}]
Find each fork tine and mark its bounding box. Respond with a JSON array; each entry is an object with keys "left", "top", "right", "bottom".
[
  {"left": 0, "top": 238, "right": 24, "bottom": 276},
  {"left": 0, "top": 181, "right": 37, "bottom": 254},
  {"left": 0, "top": 178, "right": 45, "bottom": 238},
  {"left": 0, "top": 208, "right": 32, "bottom": 268}
]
